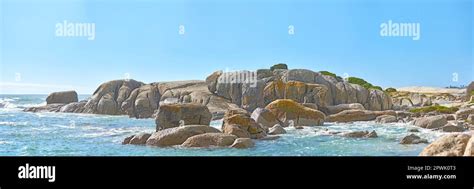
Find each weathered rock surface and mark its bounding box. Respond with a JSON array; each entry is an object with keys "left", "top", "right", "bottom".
[
  {"left": 59, "top": 101, "right": 87, "bottom": 113},
  {"left": 83, "top": 79, "right": 144, "bottom": 115},
  {"left": 463, "top": 135, "right": 474, "bottom": 156},
  {"left": 265, "top": 99, "right": 325, "bottom": 126},
  {"left": 326, "top": 110, "right": 395, "bottom": 122},
  {"left": 181, "top": 133, "right": 237, "bottom": 148},
  {"left": 155, "top": 103, "right": 212, "bottom": 131},
  {"left": 251, "top": 107, "right": 280, "bottom": 129},
  {"left": 375, "top": 115, "right": 397, "bottom": 123},
  {"left": 326, "top": 103, "right": 365, "bottom": 115},
  {"left": 413, "top": 115, "right": 447, "bottom": 129},
  {"left": 145, "top": 125, "right": 220, "bottom": 147},
  {"left": 420, "top": 134, "right": 471, "bottom": 156},
  {"left": 46, "top": 90, "right": 78, "bottom": 104},
  {"left": 123, "top": 133, "right": 152, "bottom": 145},
  {"left": 222, "top": 109, "right": 267, "bottom": 139}
]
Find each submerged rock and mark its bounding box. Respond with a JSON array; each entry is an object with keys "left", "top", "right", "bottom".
[
  {"left": 123, "top": 133, "right": 152, "bottom": 145},
  {"left": 24, "top": 104, "right": 64, "bottom": 113},
  {"left": 400, "top": 134, "right": 428, "bottom": 144},
  {"left": 343, "top": 130, "right": 378, "bottom": 138}
]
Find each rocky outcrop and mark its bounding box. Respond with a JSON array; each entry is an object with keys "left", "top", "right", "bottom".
[
  {"left": 155, "top": 103, "right": 212, "bottom": 131},
  {"left": 181, "top": 133, "right": 237, "bottom": 148},
  {"left": 326, "top": 110, "right": 395, "bottom": 122},
  {"left": 145, "top": 125, "right": 220, "bottom": 147},
  {"left": 83, "top": 79, "right": 144, "bottom": 115},
  {"left": 400, "top": 134, "right": 428, "bottom": 144},
  {"left": 265, "top": 99, "right": 325, "bottom": 126},
  {"left": 46, "top": 90, "right": 78, "bottom": 104},
  {"left": 420, "top": 134, "right": 471, "bottom": 156},
  {"left": 441, "top": 123, "right": 465, "bottom": 132},
  {"left": 413, "top": 115, "right": 447, "bottom": 129},
  {"left": 230, "top": 138, "right": 255, "bottom": 149},
  {"left": 207, "top": 68, "right": 392, "bottom": 113}
]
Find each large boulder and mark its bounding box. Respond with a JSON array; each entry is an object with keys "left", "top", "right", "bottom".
[
  {"left": 265, "top": 99, "right": 325, "bottom": 126},
  {"left": 413, "top": 115, "right": 447, "bottom": 129},
  {"left": 145, "top": 125, "right": 220, "bottom": 147},
  {"left": 46, "top": 91, "right": 78, "bottom": 104},
  {"left": 326, "top": 109, "right": 395, "bottom": 122},
  {"left": 222, "top": 110, "right": 267, "bottom": 139},
  {"left": 420, "top": 134, "right": 471, "bottom": 156},
  {"left": 155, "top": 103, "right": 212, "bottom": 131},
  {"left": 326, "top": 103, "right": 365, "bottom": 115},
  {"left": 181, "top": 133, "right": 237, "bottom": 148},
  {"left": 251, "top": 107, "right": 280, "bottom": 129},
  {"left": 83, "top": 79, "right": 143, "bottom": 115},
  {"left": 400, "top": 134, "right": 428, "bottom": 144}
]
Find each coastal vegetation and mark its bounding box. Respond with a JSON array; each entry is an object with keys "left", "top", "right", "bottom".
[{"left": 409, "top": 105, "right": 459, "bottom": 114}]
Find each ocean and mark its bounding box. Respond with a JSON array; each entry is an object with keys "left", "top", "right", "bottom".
[{"left": 0, "top": 94, "right": 444, "bottom": 156}]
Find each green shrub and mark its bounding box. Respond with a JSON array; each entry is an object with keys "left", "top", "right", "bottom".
[
  {"left": 320, "top": 71, "right": 337, "bottom": 78},
  {"left": 270, "top": 63, "right": 288, "bottom": 71},
  {"left": 385, "top": 88, "right": 397, "bottom": 92},
  {"left": 409, "top": 105, "right": 459, "bottom": 114},
  {"left": 348, "top": 76, "right": 383, "bottom": 91},
  {"left": 470, "top": 91, "right": 474, "bottom": 95}
]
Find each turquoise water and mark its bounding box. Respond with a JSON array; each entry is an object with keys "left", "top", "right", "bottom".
[{"left": 0, "top": 95, "right": 444, "bottom": 156}]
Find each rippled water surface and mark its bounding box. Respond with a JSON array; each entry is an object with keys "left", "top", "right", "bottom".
[{"left": 0, "top": 95, "right": 446, "bottom": 156}]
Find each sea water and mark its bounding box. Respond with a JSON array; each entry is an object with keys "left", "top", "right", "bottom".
[{"left": 0, "top": 95, "right": 446, "bottom": 156}]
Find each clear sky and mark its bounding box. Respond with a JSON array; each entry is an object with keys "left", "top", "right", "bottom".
[{"left": 1, "top": 0, "right": 472, "bottom": 94}]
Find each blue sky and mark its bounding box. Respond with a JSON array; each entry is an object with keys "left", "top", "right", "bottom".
[{"left": 1, "top": 0, "right": 472, "bottom": 94}]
